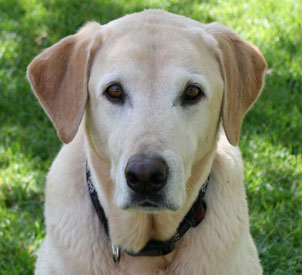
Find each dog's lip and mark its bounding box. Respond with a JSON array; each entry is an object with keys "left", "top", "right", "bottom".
[
  {"left": 136, "top": 200, "right": 161, "bottom": 208},
  {"left": 139, "top": 201, "right": 158, "bottom": 207},
  {"left": 122, "top": 196, "right": 178, "bottom": 212},
  {"left": 123, "top": 199, "right": 162, "bottom": 210}
]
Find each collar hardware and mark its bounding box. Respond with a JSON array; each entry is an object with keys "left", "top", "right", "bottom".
[
  {"left": 112, "top": 244, "right": 121, "bottom": 263},
  {"left": 86, "top": 162, "right": 209, "bottom": 262}
]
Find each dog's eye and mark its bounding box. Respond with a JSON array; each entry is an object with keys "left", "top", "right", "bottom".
[
  {"left": 182, "top": 85, "right": 204, "bottom": 105},
  {"left": 104, "top": 84, "right": 124, "bottom": 103}
]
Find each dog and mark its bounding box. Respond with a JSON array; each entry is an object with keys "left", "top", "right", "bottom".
[{"left": 27, "top": 9, "right": 266, "bottom": 275}]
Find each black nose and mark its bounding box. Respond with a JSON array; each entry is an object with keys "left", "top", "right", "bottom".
[{"left": 125, "top": 154, "right": 169, "bottom": 195}]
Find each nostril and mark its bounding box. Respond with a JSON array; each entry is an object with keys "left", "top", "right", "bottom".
[
  {"left": 150, "top": 170, "right": 168, "bottom": 185},
  {"left": 150, "top": 173, "right": 161, "bottom": 184},
  {"left": 126, "top": 171, "right": 138, "bottom": 184}
]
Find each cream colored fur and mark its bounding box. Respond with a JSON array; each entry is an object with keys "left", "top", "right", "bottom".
[{"left": 27, "top": 10, "right": 266, "bottom": 275}]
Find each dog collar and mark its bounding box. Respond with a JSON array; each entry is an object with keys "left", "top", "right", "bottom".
[{"left": 86, "top": 162, "right": 209, "bottom": 263}]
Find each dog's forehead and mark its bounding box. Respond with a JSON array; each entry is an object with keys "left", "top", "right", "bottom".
[
  {"left": 98, "top": 31, "right": 205, "bottom": 78},
  {"left": 90, "top": 10, "right": 222, "bottom": 95},
  {"left": 97, "top": 10, "right": 214, "bottom": 59}
]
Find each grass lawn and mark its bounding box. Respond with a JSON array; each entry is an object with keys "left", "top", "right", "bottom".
[{"left": 0, "top": 0, "right": 301, "bottom": 274}]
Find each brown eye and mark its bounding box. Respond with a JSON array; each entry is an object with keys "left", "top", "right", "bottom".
[
  {"left": 104, "top": 84, "right": 124, "bottom": 103},
  {"left": 182, "top": 85, "right": 204, "bottom": 105}
]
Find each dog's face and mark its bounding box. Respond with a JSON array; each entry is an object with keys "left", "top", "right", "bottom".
[
  {"left": 27, "top": 10, "right": 266, "bottom": 215},
  {"left": 87, "top": 23, "right": 224, "bottom": 212}
]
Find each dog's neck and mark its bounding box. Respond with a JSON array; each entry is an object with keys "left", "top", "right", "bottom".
[
  {"left": 85, "top": 131, "right": 216, "bottom": 254},
  {"left": 86, "top": 161, "right": 208, "bottom": 260}
]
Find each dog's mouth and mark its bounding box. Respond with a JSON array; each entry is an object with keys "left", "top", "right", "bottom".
[
  {"left": 122, "top": 193, "right": 177, "bottom": 212},
  {"left": 140, "top": 201, "right": 159, "bottom": 207},
  {"left": 135, "top": 200, "right": 163, "bottom": 212}
]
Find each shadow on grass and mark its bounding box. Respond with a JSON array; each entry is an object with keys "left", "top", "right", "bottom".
[{"left": 242, "top": 19, "right": 302, "bottom": 155}]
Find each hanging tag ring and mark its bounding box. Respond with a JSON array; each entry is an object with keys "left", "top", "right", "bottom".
[{"left": 112, "top": 244, "right": 121, "bottom": 263}]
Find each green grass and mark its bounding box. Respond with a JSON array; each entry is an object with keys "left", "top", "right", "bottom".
[{"left": 0, "top": 0, "right": 301, "bottom": 273}]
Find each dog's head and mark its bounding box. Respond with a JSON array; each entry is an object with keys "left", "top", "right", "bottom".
[{"left": 27, "top": 10, "right": 266, "bottom": 215}]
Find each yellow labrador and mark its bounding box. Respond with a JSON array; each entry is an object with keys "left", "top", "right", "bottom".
[{"left": 27, "top": 10, "right": 266, "bottom": 275}]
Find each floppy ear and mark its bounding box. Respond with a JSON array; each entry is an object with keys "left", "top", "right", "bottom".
[
  {"left": 205, "top": 23, "right": 267, "bottom": 146},
  {"left": 27, "top": 22, "right": 102, "bottom": 143}
]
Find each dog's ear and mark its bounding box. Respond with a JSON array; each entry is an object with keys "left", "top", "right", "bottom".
[
  {"left": 27, "top": 22, "right": 102, "bottom": 143},
  {"left": 205, "top": 23, "right": 266, "bottom": 146}
]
